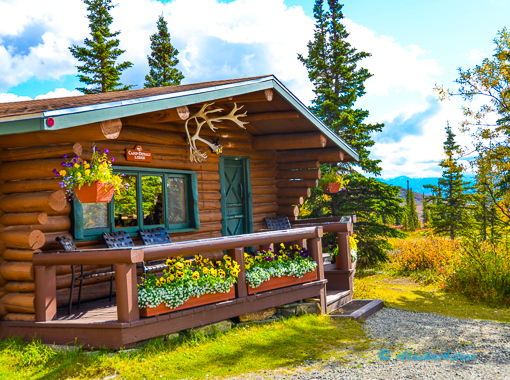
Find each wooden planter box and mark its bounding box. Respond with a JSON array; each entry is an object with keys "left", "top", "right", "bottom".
[
  {"left": 322, "top": 182, "right": 341, "bottom": 194},
  {"left": 75, "top": 181, "right": 115, "bottom": 203},
  {"left": 140, "top": 287, "right": 236, "bottom": 317},
  {"left": 247, "top": 269, "right": 317, "bottom": 294}
]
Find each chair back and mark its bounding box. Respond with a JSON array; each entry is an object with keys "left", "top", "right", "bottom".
[
  {"left": 265, "top": 215, "right": 292, "bottom": 230},
  {"left": 140, "top": 227, "right": 171, "bottom": 245},
  {"left": 102, "top": 231, "right": 135, "bottom": 248},
  {"left": 55, "top": 236, "right": 78, "bottom": 251}
]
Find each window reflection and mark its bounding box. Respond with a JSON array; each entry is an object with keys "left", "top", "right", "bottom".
[
  {"left": 167, "top": 177, "right": 186, "bottom": 224},
  {"left": 142, "top": 175, "right": 164, "bottom": 225},
  {"left": 114, "top": 175, "right": 138, "bottom": 227},
  {"left": 83, "top": 203, "right": 108, "bottom": 229}
]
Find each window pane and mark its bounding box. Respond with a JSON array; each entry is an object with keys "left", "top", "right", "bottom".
[
  {"left": 114, "top": 175, "right": 138, "bottom": 227},
  {"left": 83, "top": 203, "right": 108, "bottom": 230},
  {"left": 167, "top": 177, "right": 187, "bottom": 224},
  {"left": 142, "top": 175, "right": 164, "bottom": 225}
]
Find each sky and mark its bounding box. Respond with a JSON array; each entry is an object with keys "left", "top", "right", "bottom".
[{"left": 1, "top": 0, "right": 508, "bottom": 179}]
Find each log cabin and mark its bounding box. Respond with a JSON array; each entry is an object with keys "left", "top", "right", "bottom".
[{"left": 0, "top": 75, "right": 358, "bottom": 348}]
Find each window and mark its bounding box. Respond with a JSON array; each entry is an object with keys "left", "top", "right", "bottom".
[{"left": 73, "top": 167, "right": 200, "bottom": 240}]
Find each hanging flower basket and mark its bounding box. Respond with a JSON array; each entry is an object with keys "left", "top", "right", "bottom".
[
  {"left": 74, "top": 181, "right": 115, "bottom": 204},
  {"left": 322, "top": 182, "right": 341, "bottom": 194}
]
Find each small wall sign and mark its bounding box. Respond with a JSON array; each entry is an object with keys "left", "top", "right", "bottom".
[{"left": 126, "top": 145, "right": 153, "bottom": 162}]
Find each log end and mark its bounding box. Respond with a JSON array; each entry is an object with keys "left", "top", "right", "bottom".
[
  {"left": 48, "top": 190, "right": 67, "bottom": 212},
  {"left": 177, "top": 106, "right": 190, "bottom": 120},
  {"left": 264, "top": 89, "right": 273, "bottom": 102},
  {"left": 100, "top": 119, "right": 123, "bottom": 139}
]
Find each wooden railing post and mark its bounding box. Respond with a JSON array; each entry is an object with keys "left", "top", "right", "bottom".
[
  {"left": 336, "top": 232, "right": 352, "bottom": 271},
  {"left": 114, "top": 263, "right": 139, "bottom": 323},
  {"left": 34, "top": 265, "right": 57, "bottom": 322},
  {"left": 227, "top": 247, "right": 247, "bottom": 298},
  {"left": 307, "top": 228, "right": 326, "bottom": 314}
]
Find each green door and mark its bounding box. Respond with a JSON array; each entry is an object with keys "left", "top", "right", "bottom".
[{"left": 219, "top": 156, "right": 253, "bottom": 236}]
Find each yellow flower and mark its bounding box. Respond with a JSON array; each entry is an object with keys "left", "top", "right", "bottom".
[
  {"left": 225, "top": 262, "right": 232, "bottom": 269},
  {"left": 195, "top": 254, "right": 203, "bottom": 262},
  {"left": 85, "top": 170, "right": 91, "bottom": 176},
  {"left": 184, "top": 260, "right": 192, "bottom": 267},
  {"left": 282, "top": 254, "right": 288, "bottom": 260},
  {"left": 230, "top": 270, "right": 238, "bottom": 277},
  {"left": 245, "top": 264, "right": 251, "bottom": 270},
  {"left": 166, "top": 259, "right": 172, "bottom": 266},
  {"left": 218, "top": 269, "right": 226, "bottom": 277},
  {"left": 176, "top": 271, "right": 184, "bottom": 278},
  {"left": 74, "top": 163, "right": 80, "bottom": 168},
  {"left": 175, "top": 262, "right": 184, "bottom": 270},
  {"left": 192, "top": 272, "right": 200, "bottom": 280},
  {"left": 169, "top": 267, "right": 175, "bottom": 274},
  {"left": 210, "top": 268, "right": 217, "bottom": 277},
  {"left": 84, "top": 163, "right": 90, "bottom": 169},
  {"left": 156, "top": 281, "right": 161, "bottom": 287},
  {"left": 203, "top": 267, "right": 210, "bottom": 274},
  {"left": 59, "top": 170, "right": 66, "bottom": 176},
  {"left": 223, "top": 255, "right": 231, "bottom": 261},
  {"left": 203, "top": 258, "right": 210, "bottom": 264},
  {"left": 244, "top": 252, "right": 250, "bottom": 258},
  {"left": 295, "top": 245, "right": 301, "bottom": 250},
  {"left": 169, "top": 274, "right": 175, "bottom": 281},
  {"left": 160, "top": 278, "right": 166, "bottom": 285},
  {"left": 280, "top": 243, "right": 285, "bottom": 249},
  {"left": 76, "top": 172, "right": 81, "bottom": 178},
  {"left": 216, "top": 261, "right": 222, "bottom": 267}
]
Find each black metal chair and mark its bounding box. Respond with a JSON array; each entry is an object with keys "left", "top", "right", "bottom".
[
  {"left": 55, "top": 236, "right": 115, "bottom": 315},
  {"left": 265, "top": 215, "right": 292, "bottom": 230},
  {"left": 139, "top": 227, "right": 172, "bottom": 273}
]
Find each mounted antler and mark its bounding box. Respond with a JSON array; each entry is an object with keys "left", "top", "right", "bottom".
[{"left": 184, "top": 102, "right": 248, "bottom": 162}]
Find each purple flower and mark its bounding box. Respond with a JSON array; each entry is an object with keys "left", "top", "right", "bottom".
[
  {"left": 111, "top": 157, "right": 115, "bottom": 162},
  {"left": 67, "top": 163, "right": 73, "bottom": 167},
  {"left": 63, "top": 154, "right": 68, "bottom": 158},
  {"left": 104, "top": 148, "right": 109, "bottom": 154},
  {"left": 53, "top": 169, "right": 59, "bottom": 175},
  {"left": 73, "top": 158, "right": 77, "bottom": 163},
  {"left": 61, "top": 162, "right": 66, "bottom": 167}
]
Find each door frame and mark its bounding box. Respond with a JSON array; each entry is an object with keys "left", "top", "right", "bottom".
[{"left": 219, "top": 155, "right": 253, "bottom": 237}]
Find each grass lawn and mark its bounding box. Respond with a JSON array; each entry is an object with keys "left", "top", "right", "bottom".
[
  {"left": 354, "top": 268, "right": 510, "bottom": 323},
  {"left": 0, "top": 314, "right": 369, "bottom": 380}
]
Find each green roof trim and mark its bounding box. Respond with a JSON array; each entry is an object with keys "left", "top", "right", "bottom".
[{"left": 0, "top": 76, "right": 358, "bottom": 161}]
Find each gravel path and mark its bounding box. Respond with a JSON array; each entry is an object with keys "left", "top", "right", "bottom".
[{"left": 226, "top": 308, "right": 510, "bottom": 379}]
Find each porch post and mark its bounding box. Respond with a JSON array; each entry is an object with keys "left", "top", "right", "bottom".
[
  {"left": 336, "top": 232, "right": 352, "bottom": 271},
  {"left": 114, "top": 263, "right": 139, "bottom": 323},
  {"left": 34, "top": 265, "right": 57, "bottom": 322},
  {"left": 227, "top": 247, "right": 247, "bottom": 298},
  {"left": 307, "top": 230, "right": 327, "bottom": 315}
]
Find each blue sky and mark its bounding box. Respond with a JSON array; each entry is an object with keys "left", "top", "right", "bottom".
[{"left": 1, "top": 0, "right": 507, "bottom": 178}]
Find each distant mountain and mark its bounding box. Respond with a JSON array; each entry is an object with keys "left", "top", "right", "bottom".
[{"left": 377, "top": 175, "right": 475, "bottom": 195}]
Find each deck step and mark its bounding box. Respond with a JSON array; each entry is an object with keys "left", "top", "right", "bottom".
[
  {"left": 329, "top": 299, "right": 384, "bottom": 321},
  {"left": 306, "top": 289, "right": 352, "bottom": 313}
]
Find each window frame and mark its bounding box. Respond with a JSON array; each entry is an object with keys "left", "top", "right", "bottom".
[{"left": 73, "top": 166, "right": 200, "bottom": 241}]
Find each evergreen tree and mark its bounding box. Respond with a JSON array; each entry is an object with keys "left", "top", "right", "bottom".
[
  {"left": 298, "top": 0, "right": 404, "bottom": 265},
  {"left": 404, "top": 180, "right": 420, "bottom": 231},
  {"left": 422, "top": 193, "right": 431, "bottom": 226},
  {"left": 70, "top": 0, "right": 134, "bottom": 94},
  {"left": 145, "top": 15, "right": 184, "bottom": 88},
  {"left": 425, "top": 123, "right": 472, "bottom": 239}
]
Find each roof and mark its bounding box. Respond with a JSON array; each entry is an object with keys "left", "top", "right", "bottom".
[{"left": 0, "top": 75, "right": 359, "bottom": 161}]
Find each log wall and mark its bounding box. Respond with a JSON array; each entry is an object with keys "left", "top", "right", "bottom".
[{"left": 0, "top": 108, "right": 341, "bottom": 317}]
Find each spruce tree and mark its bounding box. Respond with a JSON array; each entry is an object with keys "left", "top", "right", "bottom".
[
  {"left": 425, "top": 123, "right": 472, "bottom": 239},
  {"left": 70, "top": 0, "right": 134, "bottom": 94},
  {"left": 404, "top": 180, "right": 420, "bottom": 231},
  {"left": 422, "top": 193, "right": 431, "bottom": 227},
  {"left": 145, "top": 15, "right": 184, "bottom": 88},
  {"left": 298, "top": 0, "right": 404, "bottom": 265}
]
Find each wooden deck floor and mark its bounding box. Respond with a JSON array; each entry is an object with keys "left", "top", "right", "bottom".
[{"left": 56, "top": 298, "right": 118, "bottom": 324}]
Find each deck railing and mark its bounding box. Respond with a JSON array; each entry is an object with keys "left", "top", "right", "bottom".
[{"left": 33, "top": 227, "right": 325, "bottom": 324}]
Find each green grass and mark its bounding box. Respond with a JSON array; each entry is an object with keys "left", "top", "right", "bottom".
[
  {"left": 0, "top": 314, "right": 369, "bottom": 380},
  {"left": 354, "top": 269, "right": 510, "bottom": 323}
]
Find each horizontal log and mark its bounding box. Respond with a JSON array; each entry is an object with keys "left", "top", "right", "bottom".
[
  {"left": 276, "top": 148, "right": 345, "bottom": 164},
  {"left": 0, "top": 287, "right": 5, "bottom": 299},
  {"left": 276, "top": 206, "right": 300, "bottom": 218},
  {"left": 2, "top": 249, "right": 40, "bottom": 262},
  {"left": 252, "top": 222, "right": 268, "bottom": 232},
  {"left": 199, "top": 211, "right": 223, "bottom": 223},
  {"left": 251, "top": 178, "right": 277, "bottom": 187},
  {"left": 0, "top": 212, "right": 48, "bottom": 226},
  {"left": 3, "top": 313, "right": 35, "bottom": 321},
  {"left": 277, "top": 197, "right": 304, "bottom": 206},
  {"left": 0, "top": 261, "right": 34, "bottom": 281},
  {"left": 0, "top": 158, "right": 70, "bottom": 181},
  {"left": 276, "top": 169, "right": 321, "bottom": 180},
  {"left": 122, "top": 122, "right": 251, "bottom": 140},
  {"left": 144, "top": 226, "right": 323, "bottom": 260},
  {"left": 245, "top": 111, "right": 300, "bottom": 123},
  {"left": 0, "top": 230, "right": 45, "bottom": 250},
  {"left": 57, "top": 267, "right": 114, "bottom": 289},
  {"left": 277, "top": 188, "right": 311, "bottom": 198},
  {"left": 0, "top": 179, "right": 61, "bottom": 194},
  {"left": 33, "top": 247, "right": 144, "bottom": 266},
  {"left": 2, "top": 143, "right": 83, "bottom": 162},
  {"left": 250, "top": 161, "right": 276, "bottom": 169},
  {"left": 4, "top": 282, "right": 35, "bottom": 293},
  {"left": 199, "top": 222, "right": 222, "bottom": 233},
  {"left": 253, "top": 213, "right": 277, "bottom": 224},
  {"left": 123, "top": 106, "right": 189, "bottom": 124},
  {"left": 251, "top": 168, "right": 277, "bottom": 179},
  {"left": 8, "top": 216, "right": 71, "bottom": 233},
  {"left": 169, "top": 231, "right": 223, "bottom": 243},
  {"left": 47, "top": 202, "right": 71, "bottom": 217},
  {"left": 57, "top": 280, "right": 114, "bottom": 308},
  {"left": 216, "top": 89, "right": 273, "bottom": 104},
  {"left": 197, "top": 181, "right": 221, "bottom": 192},
  {"left": 198, "top": 200, "right": 221, "bottom": 211},
  {"left": 252, "top": 203, "right": 279, "bottom": 215},
  {"left": 0, "top": 120, "right": 122, "bottom": 149},
  {"left": 0, "top": 274, "right": 6, "bottom": 287},
  {"left": 118, "top": 125, "right": 187, "bottom": 146},
  {"left": 0, "top": 191, "right": 66, "bottom": 213},
  {"left": 0, "top": 302, "right": 6, "bottom": 317},
  {"left": 40, "top": 231, "right": 72, "bottom": 251},
  {"left": 197, "top": 172, "right": 220, "bottom": 182},
  {"left": 199, "top": 191, "right": 221, "bottom": 201},
  {"left": 252, "top": 194, "right": 277, "bottom": 204},
  {"left": 276, "top": 179, "right": 318, "bottom": 188},
  {"left": 226, "top": 149, "right": 276, "bottom": 161},
  {"left": 276, "top": 161, "right": 320, "bottom": 171},
  {"left": 1, "top": 293, "right": 35, "bottom": 314},
  {"left": 252, "top": 132, "right": 326, "bottom": 151},
  {"left": 252, "top": 186, "right": 277, "bottom": 195}
]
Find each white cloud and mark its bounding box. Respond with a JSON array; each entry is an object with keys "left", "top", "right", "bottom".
[
  {"left": 468, "top": 48, "right": 486, "bottom": 63},
  {"left": 0, "top": 93, "right": 31, "bottom": 103},
  {"left": 34, "top": 88, "right": 82, "bottom": 99}
]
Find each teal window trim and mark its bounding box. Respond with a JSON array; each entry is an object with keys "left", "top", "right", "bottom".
[{"left": 73, "top": 166, "right": 200, "bottom": 241}]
